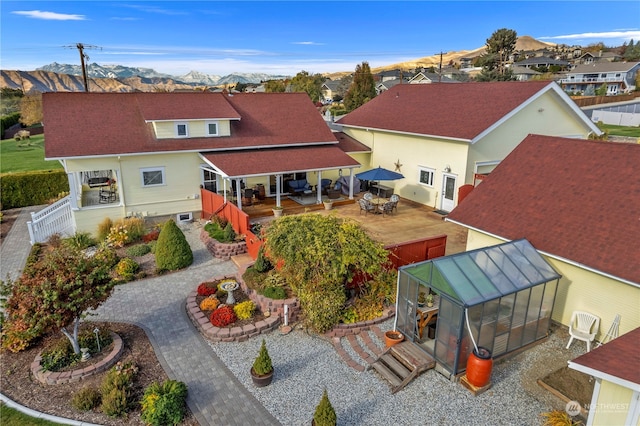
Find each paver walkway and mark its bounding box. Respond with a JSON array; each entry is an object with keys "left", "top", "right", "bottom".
[{"left": 1, "top": 210, "right": 279, "bottom": 426}]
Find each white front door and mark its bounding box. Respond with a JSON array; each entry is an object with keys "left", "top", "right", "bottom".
[{"left": 441, "top": 174, "right": 457, "bottom": 212}]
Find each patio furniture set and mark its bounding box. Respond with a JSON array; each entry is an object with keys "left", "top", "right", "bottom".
[{"left": 359, "top": 193, "right": 399, "bottom": 217}]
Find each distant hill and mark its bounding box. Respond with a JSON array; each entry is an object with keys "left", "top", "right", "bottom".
[{"left": 1, "top": 35, "right": 559, "bottom": 92}]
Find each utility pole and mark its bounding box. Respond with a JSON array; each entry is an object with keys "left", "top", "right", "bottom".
[
  {"left": 435, "top": 51, "right": 445, "bottom": 82},
  {"left": 64, "top": 43, "right": 101, "bottom": 92}
]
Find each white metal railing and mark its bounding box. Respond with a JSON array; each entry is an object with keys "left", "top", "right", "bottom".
[
  {"left": 560, "top": 77, "right": 624, "bottom": 84},
  {"left": 27, "top": 196, "right": 75, "bottom": 244}
]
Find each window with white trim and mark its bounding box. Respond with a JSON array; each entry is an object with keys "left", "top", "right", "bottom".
[
  {"left": 418, "top": 166, "right": 435, "bottom": 187},
  {"left": 140, "top": 167, "right": 165, "bottom": 187},
  {"left": 205, "top": 121, "right": 219, "bottom": 136},
  {"left": 175, "top": 122, "right": 188, "bottom": 137}
]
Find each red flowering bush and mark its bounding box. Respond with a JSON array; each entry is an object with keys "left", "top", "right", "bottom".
[
  {"left": 142, "top": 229, "right": 160, "bottom": 243},
  {"left": 210, "top": 305, "right": 237, "bottom": 327},
  {"left": 197, "top": 282, "right": 218, "bottom": 297}
]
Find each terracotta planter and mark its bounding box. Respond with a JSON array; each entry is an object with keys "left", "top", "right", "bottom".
[
  {"left": 250, "top": 367, "right": 274, "bottom": 387},
  {"left": 466, "top": 347, "right": 493, "bottom": 387},
  {"left": 384, "top": 330, "right": 404, "bottom": 347}
]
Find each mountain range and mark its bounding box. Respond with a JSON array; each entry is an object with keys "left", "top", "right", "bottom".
[{"left": 1, "top": 36, "right": 556, "bottom": 93}]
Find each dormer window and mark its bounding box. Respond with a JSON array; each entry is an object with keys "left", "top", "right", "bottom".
[
  {"left": 175, "top": 122, "right": 188, "bottom": 138},
  {"left": 205, "top": 121, "right": 219, "bottom": 136}
]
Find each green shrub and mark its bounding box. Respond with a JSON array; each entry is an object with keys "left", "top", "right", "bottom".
[
  {"left": 203, "top": 222, "right": 225, "bottom": 241},
  {"left": 155, "top": 219, "right": 193, "bottom": 272},
  {"left": 0, "top": 170, "right": 69, "bottom": 209},
  {"left": 313, "top": 389, "right": 337, "bottom": 426},
  {"left": 64, "top": 232, "right": 96, "bottom": 250},
  {"left": 125, "top": 243, "right": 151, "bottom": 257},
  {"left": 92, "top": 245, "right": 119, "bottom": 269},
  {"left": 40, "top": 338, "right": 79, "bottom": 372},
  {"left": 100, "top": 362, "right": 138, "bottom": 417},
  {"left": 253, "top": 246, "right": 272, "bottom": 273},
  {"left": 140, "top": 379, "right": 188, "bottom": 426},
  {"left": 148, "top": 240, "right": 158, "bottom": 254},
  {"left": 233, "top": 300, "right": 255, "bottom": 320},
  {"left": 115, "top": 258, "right": 139, "bottom": 281},
  {"left": 241, "top": 266, "right": 265, "bottom": 291},
  {"left": 223, "top": 222, "right": 236, "bottom": 242},
  {"left": 262, "top": 286, "right": 286, "bottom": 300},
  {"left": 252, "top": 339, "right": 273, "bottom": 376},
  {"left": 264, "top": 272, "right": 287, "bottom": 288},
  {"left": 72, "top": 386, "right": 101, "bottom": 411}
]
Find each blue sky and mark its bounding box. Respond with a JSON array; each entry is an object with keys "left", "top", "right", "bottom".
[{"left": 2, "top": 1, "right": 639, "bottom": 77}]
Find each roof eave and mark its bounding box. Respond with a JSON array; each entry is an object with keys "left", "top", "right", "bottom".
[
  {"left": 568, "top": 360, "right": 640, "bottom": 391},
  {"left": 339, "top": 124, "right": 471, "bottom": 143}
]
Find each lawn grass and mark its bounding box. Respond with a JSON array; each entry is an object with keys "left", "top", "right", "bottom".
[
  {"left": 0, "top": 403, "right": 60, "bottom": 426},
  {"left": 599, "top": 124, "right": 640, "bottom": 138},
  {"left": 0, "top": 135, "right": 62, "bottom": 174}
]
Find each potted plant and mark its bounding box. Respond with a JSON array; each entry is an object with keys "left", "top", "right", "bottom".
[
  {"left": 272, "top": 206, "right": 283, "bottom": 217},
  {"left": 417, "top": 292, "right": 427, "bottom": 307},
  {"left": 426, "top": 293, "right": 434, "bottom": 308},
  {"left": 312, "top": 388, "right": 336, "bottom": 426},
  {"left": 322, "top": 199, "right": 333, "bottom": 210},
  {"left": 384, "top": 330, "right": 404, "bottom": 347},
  {"left": 250, "top": 339, "right": 274, "bottom": 387}
]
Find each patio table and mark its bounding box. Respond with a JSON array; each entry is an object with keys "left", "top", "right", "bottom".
[{"left": 416, "top": 296, "right": 439, "bottom": 339}]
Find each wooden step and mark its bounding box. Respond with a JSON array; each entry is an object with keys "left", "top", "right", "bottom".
[{"left": 369, "top": 341, "right": 436, "bottom": 393}]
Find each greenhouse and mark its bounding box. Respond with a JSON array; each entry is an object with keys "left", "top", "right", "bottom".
[{"left": 395, "top": 239, "right": 561, "bottom": 379}]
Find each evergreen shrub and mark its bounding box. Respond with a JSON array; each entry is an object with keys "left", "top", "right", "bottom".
[{"left": 155, "top": 219, "right": 193, "bottom": 272}]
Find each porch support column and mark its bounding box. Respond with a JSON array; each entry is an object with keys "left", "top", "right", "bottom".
[
  {"left": 275, "top": 174, "right": 282, "bottom": 207},
  {"left": 316, "top": 171, "right": 323, "bottom": 204},
  {"left": 234, "top": 178, "right": 243, "bottom": 211},
  {"left": 348, "top": 170, "right": 355, "bottom": 200}
]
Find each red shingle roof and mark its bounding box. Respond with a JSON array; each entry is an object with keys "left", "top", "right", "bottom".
[
  {"left": 571, "top": 327, "right": 640, "bottom": 386},
  {"left": 447, "top": 134, "right": 640, "bottom": 284},
  {"left": 202, "top": 146, "right": 360, "bottom": 178},
  {"left": 338, "top": 81, "right": 554, "bottom": 140},
  {"left": 333, "top": 132, "right": 371, "bottom": 153},
  {"left": 43, "top": 92, "right": 337, "bottom": 158}
]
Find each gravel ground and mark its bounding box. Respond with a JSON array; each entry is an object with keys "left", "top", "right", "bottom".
[{"left": 208, "top": 320, "right": 579, "bottom": 426}]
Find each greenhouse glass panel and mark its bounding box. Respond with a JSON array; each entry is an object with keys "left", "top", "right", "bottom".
[
  {"left": 517, "top": 240, "right": 560, "bottom": 280},
  {"left": 508, "top": 289, "right": 531, "bottom": 351},
  {"left": 436, "top": 258, "right": 483, "bottom": 305},
  {"left": 470, "top": 250, "right": 516, "bottom": 295},
  {"left": 486, "top": 247, "right": 531, "bottom": 288},
  {"left": 453, "top": 256, "right": 502, "bottom": 302}
]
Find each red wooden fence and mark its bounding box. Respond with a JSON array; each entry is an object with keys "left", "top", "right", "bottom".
[
  {"left": 200, "top": 189, "right": 262, "bottom": 259},
  {"left": 385, "top": 234, "right": 447, "bottom": 269}
]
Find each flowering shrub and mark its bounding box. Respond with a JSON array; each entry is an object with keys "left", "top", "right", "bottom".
[
  {"left": 210, "top": 305, "right": 237, "bottom": 327},
  {"left": 199, "top": 296, "right": 220, "bottom": 311},
  {"left": 233, "top": 300, "right": 255, "bottom": 320},
  {"left": 106, "top": 225, "right": 130, "bottom": 248},
  {"left": 142, "top": 228, "right": 160, "bottom": 243},
  {"left": 197, "top": 282, "right": 218, "bottom": 297}
]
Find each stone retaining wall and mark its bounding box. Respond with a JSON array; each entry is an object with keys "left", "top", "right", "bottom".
[
  {"left": 324, "top": 307, "right": 396, "bottom": 338},
  {"left": 32, "top": 332, "right": 123, "bottom": 385},
  {"left": 200, "top": 228, "right": 247, "bottom": 260}
]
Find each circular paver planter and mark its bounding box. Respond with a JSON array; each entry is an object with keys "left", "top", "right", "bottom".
[{"left": 32, "top": 331, "right": 123, "bottom": 385}]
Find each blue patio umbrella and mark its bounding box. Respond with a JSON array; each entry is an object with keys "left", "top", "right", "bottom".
[{"left": 356, "top": 166, "right": 404, "bottom": 199}]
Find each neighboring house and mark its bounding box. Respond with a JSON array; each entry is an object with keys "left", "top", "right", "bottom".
[
  {"left": 568, "top": 327, "right": 640, "bottom": 426},
  {"left": 559, "top": 61, "right": 640, "bottom": 95},
  {"left": 446, "top": 135, "right": 640, "bottom": 339},
  {"left": 337, "top": 81, "right": 601, "bottom": 212},
  {"left": 515, "top": 56, "right": 571, "bottom": 71},
  {"left": 375, "top": 78, "right": 407, "bottom": 94},
  {"left": 578, "top": 50, "right": 622, "bottom": 64},
  {"left": 407, "top": 72, "right": 456, "bottom": 84},
  {"left": 509, "top": 65, "right": 542, "bottom": 81},
  {"left": 320, "top": 80, "right": 341, "bottom": 101},
  {"left": 42, "top": 92, "right": 360, "bottom": 235},
  {"left": 376, "top": 69, "right": 406, "bottom": 82}
]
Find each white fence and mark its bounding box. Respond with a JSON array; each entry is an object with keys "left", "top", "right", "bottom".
[{"left": 27, "top": 196, "right": 75, "bottom": 244}]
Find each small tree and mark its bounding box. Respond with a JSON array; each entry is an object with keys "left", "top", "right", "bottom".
[
  {"left": 155, "top": 219, "right": 193, "bottom": 272},
  {"left": 1, "top": 243, "right": 115, "bottom": 353},
  {"left": 252, "top": 339, "right": 273, "bottom": 376},
  {"left": 344, "top": 62, "right": 376, "bottom": 112},
  {"left": 477, "top": 28, "right": 517, "bottom": 82},
  {"left": 313, "top": 388, "right": 337, "bottom": 426}
]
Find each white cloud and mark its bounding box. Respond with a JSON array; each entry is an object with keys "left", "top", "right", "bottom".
[
  {"left": 540, "top": 30, "right": 640, "bottom": 41},
  {"left": 292, "top": 42, "right": 325, "bottom": 46},
  {"left": 12, "top": 10, "right": 86, "bottom": 20}
]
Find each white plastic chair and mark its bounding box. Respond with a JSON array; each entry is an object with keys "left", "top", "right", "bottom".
[{"left": 566, "top": 311, "right": 600, "bottom": 352}]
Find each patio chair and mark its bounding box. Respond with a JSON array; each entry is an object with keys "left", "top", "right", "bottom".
[
  {"left": 363, "top": 192, "right": 373, "bottom": 201},
  {"left": 390, "top": 194, "right": 399, "bottom": 213},
  {"left": 566, "top": 311, "right": 600, "bottom": 352},
  {"left": 358, "top": 198, "right": 375, "bottom": 215},
  {"left": 379, "top": 201, "right": 395, "bottom": 216}
]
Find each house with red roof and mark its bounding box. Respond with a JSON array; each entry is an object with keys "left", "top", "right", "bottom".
[
  {"left": 446, "top": 135, "right": 640, "bottom": 340},
  {"left": 568, "top": 327, "right": 640, "bottom": 425},
  {"left": 337, "top": 81, "right": 601, "bottom": 212},
  {"left": 42, "top": 91, "right": 360, "bottom": 235}
]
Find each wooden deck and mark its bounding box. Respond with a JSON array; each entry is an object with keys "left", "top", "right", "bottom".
[
  {"left": 369, "top": 341, "right": 436, "bottom": 393},
  {"left": 242, "top": 194, "right": 468, "bottom": 256}
]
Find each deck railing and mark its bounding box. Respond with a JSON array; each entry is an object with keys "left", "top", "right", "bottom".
[{"left": 27, "top": 196, "right": 75, "bottom": 244}]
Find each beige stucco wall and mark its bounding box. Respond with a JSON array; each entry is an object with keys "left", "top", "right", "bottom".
[
  {"left": 68, "top": 152, "right": 203, "bottom": 235},
  {"left": 591, "top": 380, "right": 638, "bottom": 426},
  {"left": 153, "top": 120, "right": 231, "bottom": 139},
  {"left": 467, "top": 91, "right": 593, "bottom": 180},
  {"left": 465, "top": 230, "right": 640, "bottom": 338},
  {"left": 343, "top": 127, "right": 469, "bottom": 207}
]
